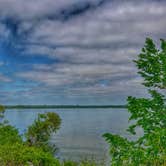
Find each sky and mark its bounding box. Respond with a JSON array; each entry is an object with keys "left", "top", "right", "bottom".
[{"left": 0, "top": 0, "right": 166, "bottom": 105}]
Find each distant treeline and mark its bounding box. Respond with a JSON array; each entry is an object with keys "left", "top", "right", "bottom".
[{"left": 5, "top": 105, "right": 127, "bottom": 109}]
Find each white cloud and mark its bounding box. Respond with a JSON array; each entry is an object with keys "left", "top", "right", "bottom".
[
  {"left": 0, "top": 0, "right": 166, "bottom": 104},
  {"left": 17, "top": 62, "right": 137, "bottom": 86},
  {"left": 0, "top": 0, "right": 106, "bottom": 21},
  {"left": 0, "top": 74, "right": 11, "bottom": 82}
]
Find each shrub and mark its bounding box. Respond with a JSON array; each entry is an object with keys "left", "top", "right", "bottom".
[{"left": 26, "top": 112, "right": 61, "bottom": 153}]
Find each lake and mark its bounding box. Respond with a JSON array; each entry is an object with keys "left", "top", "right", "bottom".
[{"left": 4, "top": 108, "right": 141, "bottom": 164}]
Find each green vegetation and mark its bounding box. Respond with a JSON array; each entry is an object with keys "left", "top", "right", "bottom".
[
  {"left": 103, "top": 38, "right": 166, "bottom": 165},
  {"left": 0, "top": 105, "right": 98, "bottom": 166},
  {"left": 0, "top": 143, "right": 59, "bottom": 166},
  {"left": 0, "top": 105, "right": 5, "bottom": 120},
  {"left": 26, "top": 112, "right": 61, "bottom": 154},
  {"left": 0, "top": 107, "right": 60, "bottom": 165}
]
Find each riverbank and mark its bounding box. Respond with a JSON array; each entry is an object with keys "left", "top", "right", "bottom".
[{"left": 5, "top": 105, "right": 127, "bottom": 109}]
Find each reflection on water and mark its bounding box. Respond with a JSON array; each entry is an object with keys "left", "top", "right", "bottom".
[{"left": 5, "top": 108, "right": 132, "bottom": 163}]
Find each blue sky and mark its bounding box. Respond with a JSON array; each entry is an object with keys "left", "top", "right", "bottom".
[{"left": 0, "top": 0, "right": 166, "bottom": 105}]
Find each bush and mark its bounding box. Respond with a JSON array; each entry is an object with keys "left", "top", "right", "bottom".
[
  {"left": 0, "top": 105, "right": 5, "bottom": 123},
  {"left": 26, "top": 112, "right": 61, "bottom": 153},
  {"left": 0, "top": 125, "right": 22, "bottom": 145},
  {"left": 0, "top": 143, "right": 59, "bottom": 166},
  {"left": 0, "top": 109, "right": 61, "bottom": 165}
]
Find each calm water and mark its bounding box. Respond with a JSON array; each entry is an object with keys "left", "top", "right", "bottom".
[{"left": 4, "top": 108, "right": 140, "bottom": 163}]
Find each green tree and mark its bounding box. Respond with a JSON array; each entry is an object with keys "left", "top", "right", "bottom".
[
  {"left": 0, "top": 107, "right": 61, "bottom": 166},
  {"left": 0, "top": 143, "right": 60, "bottom": 166},
  {"left": 0, "top": 105, "right": 5, "bottom": 124},
  {"left": 26, "top": 112, "right": 61, "bottom": 154},
  {"left": 103, "top": 38, "right": 166, "bottom": 165}
]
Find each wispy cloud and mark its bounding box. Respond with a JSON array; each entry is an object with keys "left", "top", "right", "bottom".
[
  {"left": 0, "top": 74, "right": 11, "bottom": 82},
  {"left": 0, "top": 0, "right": 165, "bottom": 104}
]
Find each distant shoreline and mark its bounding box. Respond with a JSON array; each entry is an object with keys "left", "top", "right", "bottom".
[{"left": 5, "top": 105, "right": 127, "bottom": 109}]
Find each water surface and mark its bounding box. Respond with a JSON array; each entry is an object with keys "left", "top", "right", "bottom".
[{"left": 5, "top": 108, "right": 135, "bottom": 163}]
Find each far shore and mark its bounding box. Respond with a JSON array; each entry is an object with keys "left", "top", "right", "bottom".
[{"left": 5, "top": 105, "right": 127, "bottom": 109}]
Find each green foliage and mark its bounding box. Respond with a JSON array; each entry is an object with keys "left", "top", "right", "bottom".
[
  {"left": 127, "top": 90, "right": 166, "bottom": 135},
  {"left": 0, "top": 109, "right": 61, "bottom": 165},
  {"left": 0, "top": 105, "right": 5, "bottom": 122},
  {"left": 0, "top": 142, "right": 99, "bottom": 166},
  {"left": 104, "top": 38, "right": 166, "bottom": 165},
  {"left": 103, "top": 133, "right": 146, "bottom": 166},
  {"left": 0, "top": 107, "right": 99, "bottom": 166},
  {"left": 135, "top": 38, "right": 166, "bottom": 88},
  {"left": 26, "top": 112, "right": 61, "bottom": 153},
  {"left": 0, "top": 125, "right": 22, "bottom": 145},
  {"left": 0, "top": 143, "right": 59, "bottom": 166}
]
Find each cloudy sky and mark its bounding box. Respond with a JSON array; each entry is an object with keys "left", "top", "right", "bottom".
[{"left": 0, "top": 0, "right": 166, "bottom": 105}]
